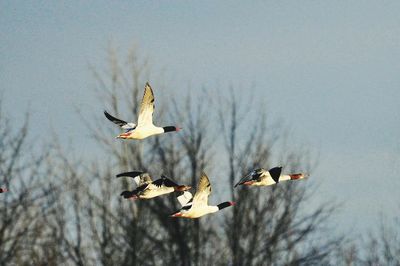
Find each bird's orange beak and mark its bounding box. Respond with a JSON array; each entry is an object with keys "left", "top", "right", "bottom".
[
  {"left": 170, "top": 212, "right": 183, "bottom": 218},
  {"left": 290, "top": 173, "right": 307, "bottom": 180}
]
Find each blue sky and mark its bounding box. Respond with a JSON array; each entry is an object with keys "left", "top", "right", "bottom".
[{"left": 1, "top": 1, "right": 400, "bottom": 234}]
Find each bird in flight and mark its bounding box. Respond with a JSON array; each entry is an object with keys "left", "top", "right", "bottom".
[
  {"left": 104, "top": 82, "right": 181, "bottom": 140},
  {"left": 117, "top": 171, "right": 191, "bottom": 200},
  {"left": 234, "top": 166, "right": 308, "bottom": 188},
  {"left": 170, "top": 172, "right": 235, "bottom": 218}
]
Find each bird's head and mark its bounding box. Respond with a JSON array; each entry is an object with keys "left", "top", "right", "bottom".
[
  {"left": 175, "top": 185, "right": 191, "bottom": 192},
  {"left": 217, "top": 201, "right": 235, "bottom": 210},
  {"left": 163, "top": 126, "right": 182, "bottom": 133}
]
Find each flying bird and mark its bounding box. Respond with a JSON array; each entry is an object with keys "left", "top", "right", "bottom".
[
  {"left": 117, "top": 171, "right": 191, "bottom": 200},
  {"left": 0, "top": 187, "right": 8, "bottom": 193},
  {"left": 234, "top": 166, "right": 308, "bottom": 188},
  {"left": 170, "top": 172, "right": 235, "bottom": 218},
  {"left": 104, "top": 82, "right": 181, "bottom": 139}
]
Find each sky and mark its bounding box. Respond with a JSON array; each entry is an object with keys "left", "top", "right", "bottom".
[{"left": 1, "top": 1, "right": 400, "bottom": 235}]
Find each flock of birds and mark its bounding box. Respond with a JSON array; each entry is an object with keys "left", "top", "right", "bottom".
[
  {"left": 0, "top": 83, "right": 307, "bottom": 219},
  {"left": 103, "top": 83, "right": 308, "bottom": 218}
]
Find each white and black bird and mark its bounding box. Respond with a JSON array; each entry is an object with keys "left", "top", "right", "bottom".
[
  {"left": 104, "top": 82, "right": 181, "bottom": 140},
  {"left": 234, "top": 166, "right": 308, "bottom": 188},
  {"left": 170, "top": 172, "right": 235, "bottom": 218},
  {"left": 117, "top": 171, "right": 191, "bottom": 200}
]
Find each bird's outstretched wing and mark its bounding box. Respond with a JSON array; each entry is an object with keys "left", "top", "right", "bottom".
[
  {"left": 116, "top": 171, "right": 152, "bottom": 186},
  {"left": 104, "top": 111, "right": 136, "bottom": 130},
  {"left": 137, "top": 83, "right": 155, "bottom": 126},
  {"left": 234, "top": 168, "right": 265, "bottom": 187},
  {"left": 152, "top": 175, "right": 179, "bottom": 188},
  {"left": 193, "top": 172, "right": 212, "bottom": 206}
]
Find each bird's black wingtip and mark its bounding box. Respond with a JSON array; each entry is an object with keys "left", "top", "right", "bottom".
[
  {"left": 116, "top": 172, "right": 129, "bottom": 178},
  {"left": 116, "top": 171, "right": 144, "bottom": 179},
  {"left": 104, "top": 110, "right": 112, "bottom": 119}
]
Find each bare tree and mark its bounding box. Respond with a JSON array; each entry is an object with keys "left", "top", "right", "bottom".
[
  {"left": 334, "top": 217, "right": 400, "bottom": 266},
  {"left": 216, "top": 90, "right": 342, "bottom": 266},
  {"left": 0, "top": 99, "right": 55, "bottom": 265},
  {"left": 43, "top": 45, "right": 343, "bottom": 266},
  {"left": 3, "top": 44, "right": 399, "bottom": 266}
]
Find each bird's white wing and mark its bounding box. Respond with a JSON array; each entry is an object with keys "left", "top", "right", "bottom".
[
  {"left": 177, "top": 191, "right": 193, "bottom": 207},
  {"left": 137, "top": 83, "right": 155, "bottom": 126},
  {"left": 234, "top": 168, "right": 264, "bottom": 187},
  {"left": 193, "top": 172, "right": 212, "bottom": 206}
]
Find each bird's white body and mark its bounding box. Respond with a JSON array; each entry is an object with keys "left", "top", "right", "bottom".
[
  {"left": 252, "top": 171, "right": 281, "bottom": 186},
  {"left": 125, "top": 125, "right": 164, "bottom": 140},
  {"left": 236, "top": 167, "right": 308, "bottom": 187},
  {"left": 256, "top": 173, "right": 307, "bottom": 186},
  {"left": 249, "top": 174, "right": 300, "bottom": 186},
  {"left": 177, "top": 205, "right": 219, "bottom": 218},
  {"left": 171, "top": 173, "right": 234, "bottom": 219},
  {"left": 118, "top": 171, "right": 191, "bottom": 200},
  {"left": 139, "top": 184, "right": 174, "bottom": 199}
]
